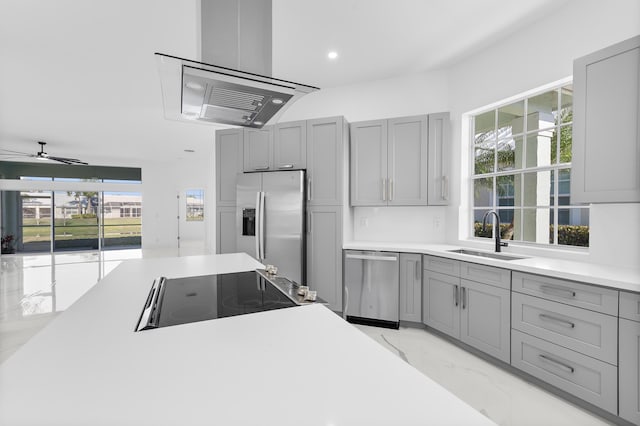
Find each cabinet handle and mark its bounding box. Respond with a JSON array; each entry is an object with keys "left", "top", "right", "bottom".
[
  {"left": 254, "top": 166, "right": 269, "bottom": 171},
  {"left": 441, "top": 176, "right": 449, "bottom": 201},
  {"left": 382, "top": 178, "right": 387, "bottom": 201},
  {"left": 389, "top": 179, "right": 394, "bottom": 201},
  {"left": 454, "top": 285, "right": 459, "bottom": 307},
  {"left": 462, "top": 287, "right": 466, "bottom": 310},
  {"left": 540, "top": 285, "right": 576, "bottom": 299},
  {"left": 415, "top": 261, "right": 420, "bottom": 280},
  {"left": 307, "top": 212, "right": 312, "bottom": 234},
  {"left": 278, "top": 164, "right": 294, "bottom": 169},
  {"left": 307, "top": 178, "right": 312, "bottom": 201},
  {"left": 538, "top": 313, "right": 576, "bottom": 328},
  {"left": 539, "top": 354, "right": 575, "bottom": 373},
  {"left": 344, "top": 286, "right": 349, "bottom": 317}
]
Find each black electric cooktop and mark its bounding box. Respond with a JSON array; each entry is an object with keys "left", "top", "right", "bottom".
[{"left": 135, "top": 271, "right": 298, "bottom": 331}]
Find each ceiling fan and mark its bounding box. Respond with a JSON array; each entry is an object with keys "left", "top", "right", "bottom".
[{"left": 0, "top": 141, "right": 88, "bottom": 165}]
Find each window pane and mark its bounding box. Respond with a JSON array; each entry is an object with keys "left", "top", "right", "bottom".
[
  {"left": 497, "top": 136, "right": 522, "bottom": 171},
  {"left": 527, "top": 90, "right": 558, "bottom": 132},
  {"left": 557, "top": 208, "right": 589, "bottom": 247},
  {"left": 555, "top": 124, "right": 572, "bottom": 163},
  {"left": 474, "top": 148, "right": 495, "bottom": 174},
  {"left": 186, "top": 189, "right": 204, "bottom": 221},
  {"left": 473, "top": 209, "right": 491, "bottom": 239},
  {"left": 497, "top": 101, "right": 525, "bottom": 137},
  {"left": 473, "top": 177, "right": 493, "bottom": 207},
  {"left": 474, "top": 110, "right": 495, "bottom": 143},
  {"left": 525, "top": 129, "right": 554, "bottom": 168},
  {"left": 558, "top": 168, "right": 571, "bottom": 205},
  {"left": 522, "top": 171, "right": 552, "bottom": 207},
  {"left": 497, "top": 208, "right": 516, "bottom": 241},
  {"left": 559, "top": 85, "right": 573, "bottom": 125},
  {"left": 497, "top": 175, "right": 515, "bottom": 207},
  {"left": 521, "top": 208, "right": 552, "bottom": 244}
]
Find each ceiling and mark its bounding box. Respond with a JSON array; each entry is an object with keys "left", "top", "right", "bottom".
[{"left": 0, "top": 0, "right": 567, "bottom": 166}]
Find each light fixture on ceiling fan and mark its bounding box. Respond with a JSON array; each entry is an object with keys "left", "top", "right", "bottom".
[{"left": 0, "top": 141, "right": 88, "bottom": 165}]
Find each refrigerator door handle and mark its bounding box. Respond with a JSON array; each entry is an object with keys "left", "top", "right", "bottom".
[
  {"left": 255, "top": 192, "right": 261, "bottom": 260},
  {"left": 258, "top": 191, "right": 266, "bottom": 260}
]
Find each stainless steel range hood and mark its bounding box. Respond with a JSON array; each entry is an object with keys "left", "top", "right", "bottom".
[
  {"left": 155, "top": 0, "right": 319, "bottom": 129},
  {"left": 155, "top": 53, "right": 319, "bottom": 129}
]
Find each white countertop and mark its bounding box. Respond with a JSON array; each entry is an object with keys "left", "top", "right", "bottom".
[
  {"left": 0, "top": 253, "right": 494, "bottom": 426},
  {"left": 343, "top": 242, "right": 640, "bottom": 293}
]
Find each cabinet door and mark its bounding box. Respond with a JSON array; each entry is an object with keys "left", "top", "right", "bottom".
[
  {"left": 387, "top": 116, "right": 428, "bottom": 205},
  {"left": 216, "top": 206, "right": 237, "bottom": 254},
  {"left": 350, "top": 120, "right": 388, "bottom": 206},
  {"left": 620, "top": 318, "right": 640, "bottom": 424},
  {"left": 572, "top": 35, "right": 640, "bottom": 203},
  {"left": 274, "top": 120, "right": 306, "bottom": 170},
  {"left": 427, "top": 112, "right": 450, "bottom": 205},
  {"left": 243, "top": 127, "right": 273, "bottom": 171},
  {"left": 306, "top": 117, "right": 344, "bottom": 205},
  {"left": 459, "top": 279, "right": 510, "bottom": 363},
  {"left": 215, "top": 128, "right": 243, "bottom": 206},
  {"left": 307, "top": 205, "right": 342, "bottom": 312},
  {"left": 423, "top": 270, "right": 460, "bottom": 339},
  {"left": 400, "top": 253, "right": 422, "bottom": 322}
]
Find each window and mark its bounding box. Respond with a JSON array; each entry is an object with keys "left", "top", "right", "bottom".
[
  {"left": 471, "top": 83, "right": 589, "bottom": 247},
  {"left": 185, "top": 189, "right": 204, "bottom": 221}
]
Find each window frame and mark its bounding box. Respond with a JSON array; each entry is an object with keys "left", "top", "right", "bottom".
[{"left": 468, "top": 80, "right": 589, "bottom": 249}]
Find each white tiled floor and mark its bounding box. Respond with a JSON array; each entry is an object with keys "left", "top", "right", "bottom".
[{"left": 0, "top": 251, "right": 615, "bottom": 425}]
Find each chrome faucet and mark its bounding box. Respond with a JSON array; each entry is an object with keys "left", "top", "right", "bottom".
[{"left": 482, "top": 210, "right": 508, "bottom": 253}]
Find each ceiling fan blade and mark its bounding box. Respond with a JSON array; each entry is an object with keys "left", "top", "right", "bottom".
[
  {"left": 0, "top": 148, "right": 31, "bottom": 155},
  {"left": 48, "top": 156, "right": 88, "bottom": 165}
]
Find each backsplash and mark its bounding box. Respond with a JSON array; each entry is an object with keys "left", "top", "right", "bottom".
[{"left": 352, "top": 206, "right": 447, "bottom": 243}]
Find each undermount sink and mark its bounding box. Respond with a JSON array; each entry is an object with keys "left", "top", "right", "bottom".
[{"left": 447, "top": 249, "right": 527, "bottom": 261}]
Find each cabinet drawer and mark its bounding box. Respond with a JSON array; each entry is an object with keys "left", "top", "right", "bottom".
[
  {"left": 511, "top": 329, "right": 617, "bottom": 414},
  {"left": 512, "top": 293, "right": 618, "bottom": 364},
  {"left": 512, "top": 272, "right": 618, "bottom": 315},
  {"left": 620, "top": 291, "right": 640, "bottom": 322},
  {"left": 423, "top": 255, "right": 460, "bottom": 276},
  {"left": 460, "top": 262, "right": 510, "bottom": 290}
]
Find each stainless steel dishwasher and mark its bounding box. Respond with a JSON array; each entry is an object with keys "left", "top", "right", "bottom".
[{"left": 343, "top": 250, "right": 400, "bottom": 329}]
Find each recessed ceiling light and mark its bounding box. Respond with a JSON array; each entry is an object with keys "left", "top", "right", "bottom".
[
  {"left": 253, "top": 121, "right": 263, "bottom": 126},
  {"left": 327, "top": 51, "right": 338, "bottom": 60},
  {"left": 184, "top": 149, "right": 195, "bottom": 153},
  {"left": 271, "top": 98, "right": 283, "bottom": 105},
  {"left": 185, "top": 82, "right": 204, "bottom": 90}
]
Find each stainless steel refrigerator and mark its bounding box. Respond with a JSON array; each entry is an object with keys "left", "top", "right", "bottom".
[{"left": 236, "top": 170, "right": 305, "bottom": 284}]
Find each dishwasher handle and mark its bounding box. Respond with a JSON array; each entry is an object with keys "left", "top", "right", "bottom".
[{"left": 345, "top": 254, "right": 398, "bottom": 261}]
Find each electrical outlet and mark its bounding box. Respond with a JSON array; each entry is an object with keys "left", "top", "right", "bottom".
[
  {"left": 433, "top": 216, "right": 441, "bottom": 228},
  {"left": 360, "top": 217, "right": 369, "bottom": 228}
]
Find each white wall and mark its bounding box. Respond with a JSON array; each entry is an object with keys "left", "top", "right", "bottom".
[
  {"left": 141, "top": 142, "right": 215, "bottom": 254},
  {"left": 447, "top": 0, "right": 640, "bottom": 267}
]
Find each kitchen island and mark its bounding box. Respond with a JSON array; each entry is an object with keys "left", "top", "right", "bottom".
[{"left": 0, "top": 253, "right": 494, "bottom": 426}]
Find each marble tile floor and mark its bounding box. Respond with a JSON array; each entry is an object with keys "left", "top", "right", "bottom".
[
  {"left": 0, "top": 251, "right": 616, "bottom": 425},
  {"left": 355, "top": 324, "right": 615, "bottom": 426}
]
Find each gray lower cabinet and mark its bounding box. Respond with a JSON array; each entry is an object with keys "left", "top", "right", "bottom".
[
  {"left": 571, "top": 35, "right": 640, "bottom": 203},
  {"left": 399, "top": 253, "right": 421, "bottom": 322},
  {"left": 215, "top": 206, "right": 236, "bottom": 254},
  {"left": 512, "top": 329, "right": 618, "bottom": 414},
  {"left": 215, "top": 128, "right": 243, "bottom": 206},
  {"left": 460, "top": 279, "right": 510, "bottom": 363},
  {"left": 619, "top": 317, "right": 640, "bottom": 424},
  {"left": 422, "top": 257, "right": 511, "bottom": 363},
  {"left": 306, "top": 205, "right": 342, "bottom": 312}
]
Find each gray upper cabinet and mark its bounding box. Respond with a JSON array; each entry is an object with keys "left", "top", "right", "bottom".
[
  {"left": 350, "top": 119, "right": 388, "bottom": 206},
  {"left": 571, "top": 35, "right": 640, "bottom": 203},
  {"left": 350, "top": 114, "right": 449, "bottom": 206},
  {"left": 387, "top": 116, "right": 428, "bottom": 205},
  {"left": 243, "top": 127, "right": 273, "bottom": 172},
  {"left": 427, "top": 112, "right": 450, "bottom": 205},
  {"left": 619, "top": 316, "right": 640, "bottom": 424},
  {"left": 273, "top": 120, "right": 306, "bottom": 170},
  {"left": 307, "top": 205, "right": 342, "bottom": 311},
  {"left": 400, "top": 253, "right": 422, "bottom": 322},
  {"left": 306, "top": 116, "right": 346, "bottom": 206},
  {"left": 216, "top": 128, "right": 244, "bottom": 206}
]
